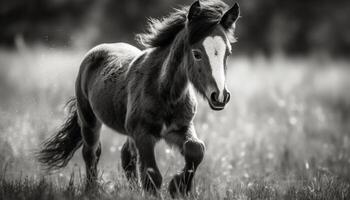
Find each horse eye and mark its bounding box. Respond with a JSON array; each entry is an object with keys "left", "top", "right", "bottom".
[{"left": 192, "top": 50, "right": 202, "bottom": 60}]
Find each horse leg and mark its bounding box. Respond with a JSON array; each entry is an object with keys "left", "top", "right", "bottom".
[
  {"left": 81, "top": 125, "right": 102, "bottom": 188},
  {"left": 76, "top": 93, "right": 102, "bottom": 188},
  {"left": 164, "top": 124, "right": 205, "bottom": 197},
  {"left": 121, "top": 137, "right": 137, "bottom": 182},
  {"left": 134, "top": 134, "right": 162, "bottom": 195}
]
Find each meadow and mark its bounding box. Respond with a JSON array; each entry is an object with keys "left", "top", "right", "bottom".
[{"left": 0, "top": 46, "right": 349, "bottom": 199}]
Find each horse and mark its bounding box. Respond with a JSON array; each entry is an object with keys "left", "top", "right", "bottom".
[{"left": 37, "top": 0, "right": 240, "bottom": 197}]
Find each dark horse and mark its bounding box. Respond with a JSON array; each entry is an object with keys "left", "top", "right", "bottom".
[{"left": 38, "top": 0, "right": 239, "bottom": 197}]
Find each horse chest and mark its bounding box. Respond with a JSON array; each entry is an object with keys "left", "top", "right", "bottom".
[{"left": 163, "top": 100, "right": 196, "bottom": 127}]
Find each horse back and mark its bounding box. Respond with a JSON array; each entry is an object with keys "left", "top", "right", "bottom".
[{"left": 76, "top": 43, "right": 142, "bottom": 133}]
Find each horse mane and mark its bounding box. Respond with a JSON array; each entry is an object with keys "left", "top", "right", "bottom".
[{"left": 136, "top": 0, "right": 229, "bottom": 48}]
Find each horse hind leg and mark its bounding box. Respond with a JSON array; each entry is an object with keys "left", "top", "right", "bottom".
[
  {"left": 77, "top": 102, "right": 102, "bottom": 188},
  {"left": 81, "top": 125, "right": 101, "bottom": 188}
]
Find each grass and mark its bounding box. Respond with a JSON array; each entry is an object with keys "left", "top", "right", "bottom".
[
  {"left": 0, "top": 46, "right": 350, "bottom": 199},
  {"left": 0, "top": 170, "right": 349, "bottom": 199}
]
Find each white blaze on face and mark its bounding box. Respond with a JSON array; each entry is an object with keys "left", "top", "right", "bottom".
[{"left": 202, "top": 36, "right": 227, "bottom": 102}]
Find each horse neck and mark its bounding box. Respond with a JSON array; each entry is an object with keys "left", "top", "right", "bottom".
[{"left": 158, "top": 32, "right": 189, "bottom": 103}]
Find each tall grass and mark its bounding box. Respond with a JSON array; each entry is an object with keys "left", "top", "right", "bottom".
[{"left": 0, "top": 47, "right": 349, "bottom": 199}]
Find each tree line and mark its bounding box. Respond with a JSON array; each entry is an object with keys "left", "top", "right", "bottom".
[{"left": 1, "top": 0, "right": 349, "bottom": 56}]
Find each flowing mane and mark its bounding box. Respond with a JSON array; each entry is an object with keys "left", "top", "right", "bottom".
[{"left": 137, "top": 0, "right": 229, "bottom": 48}]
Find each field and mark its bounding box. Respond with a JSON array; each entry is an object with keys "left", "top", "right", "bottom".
[{"left": 0, "top": 46, "right": 350, "bottom": 200}]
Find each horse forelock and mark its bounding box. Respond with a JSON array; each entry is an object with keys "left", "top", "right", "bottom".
[{"left": 187, "top": 1, "right": 228, "bottom": 44}]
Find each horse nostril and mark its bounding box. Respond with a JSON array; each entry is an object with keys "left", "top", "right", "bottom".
[
  {"left": 224, "top": 91, "right": 231, "bottom": 103},
  {"left": 210, "top": 92, "right": 218, "bottom": 102}
]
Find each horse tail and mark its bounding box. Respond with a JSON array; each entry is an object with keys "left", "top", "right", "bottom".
[{"left": 37, "top": 98, "right": 83, "bottom": 170}]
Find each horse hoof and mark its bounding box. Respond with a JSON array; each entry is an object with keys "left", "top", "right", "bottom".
[
  {"left": 84, "top": 180, "right": 99, "bottom": 193},
  {"left": 168, "top": 173, "right": 190, "bottom": 198}
]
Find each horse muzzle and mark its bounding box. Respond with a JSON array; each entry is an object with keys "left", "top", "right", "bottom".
[{"left": 207, "top": 89, "right": 230, "bottom": 111}]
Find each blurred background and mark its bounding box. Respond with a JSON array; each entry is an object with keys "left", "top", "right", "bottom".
[
  {"left": 1, "top": 0, "right": 350, "bottom": 55},
  {"left": 0, "top": 0, "right": 350, "bottom": 198}
]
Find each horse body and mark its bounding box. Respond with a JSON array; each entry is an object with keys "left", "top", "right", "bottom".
[
  {"left": 38, "top": 0, "right": 240, "bottom": 197},
  {"left": 78, "top": 42, "right": 197, "bottom": 137}
]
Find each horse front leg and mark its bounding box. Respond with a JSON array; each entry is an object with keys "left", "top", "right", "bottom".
[
  {"left": 121, "top": 137, "right": 137, "bottom": 182},
  {"left": 133, "top": 132, "right": 162, "bottom": 195},
  {"left": 164, "top": 124, "right": 205, "bottom": 197}
]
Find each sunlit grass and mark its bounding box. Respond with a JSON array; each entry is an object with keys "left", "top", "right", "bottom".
[{"left": 0, "top": 47, "right": 350, "bottom": 199}]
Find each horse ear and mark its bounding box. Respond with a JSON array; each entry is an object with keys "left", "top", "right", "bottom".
[
  {"left": 220, "top": 3, "right": 240, "bottom": 29},
  {"left": 188, "top": 1, "right": 201, "bottom": 21}
]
